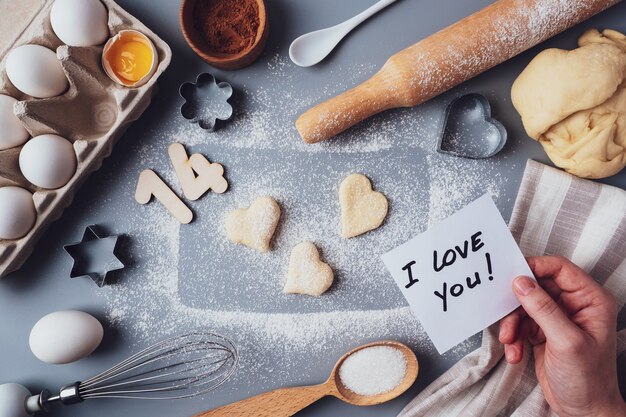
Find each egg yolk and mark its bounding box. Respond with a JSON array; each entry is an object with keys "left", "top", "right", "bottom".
[{"left": 106, "top": 38, "right": 152, "bottom": 83}]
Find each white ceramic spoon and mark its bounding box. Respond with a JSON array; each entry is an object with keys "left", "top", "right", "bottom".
[{"left": 289, "top": 0, "right": 398, "bottom": 67}]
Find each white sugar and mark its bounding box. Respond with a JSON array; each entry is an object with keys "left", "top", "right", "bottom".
[{"left": 339, "top": 346, "right": 407, "bottom": 396}]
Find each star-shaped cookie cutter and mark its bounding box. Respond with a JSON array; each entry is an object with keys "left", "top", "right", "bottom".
[{"left": 64, "top": 225, "right": 125, "bottom": 287}]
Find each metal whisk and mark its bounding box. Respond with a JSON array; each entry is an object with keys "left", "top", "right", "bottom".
[{"left": 23, "top": 332, "right": 238, "bottom": 414}]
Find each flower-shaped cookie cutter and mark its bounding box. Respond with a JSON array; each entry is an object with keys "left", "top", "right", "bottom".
[
  {"left": 437, "top": 94, "right": 507, "bottom": 159},
  {"left": 179, "top": 73, "right": 233, "bottom": 131}
]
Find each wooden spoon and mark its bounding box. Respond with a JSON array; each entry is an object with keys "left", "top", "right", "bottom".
[{"left": 192, "top": 340, "right": 418, "bottom": 417}]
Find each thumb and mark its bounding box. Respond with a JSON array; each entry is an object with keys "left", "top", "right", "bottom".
[{"left": 512, "top": 276, "right": 579, "bottom": 343}]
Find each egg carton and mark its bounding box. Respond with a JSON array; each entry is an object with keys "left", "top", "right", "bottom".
[{"left": 0, "top": 0, "right": 172, "bottom": 277}]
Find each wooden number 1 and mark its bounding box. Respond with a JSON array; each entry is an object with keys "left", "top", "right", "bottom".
[
  {"left": 168, "top": 143, "right": 228, "bottom": 201},
  {"left": 135, "top": 169, "right": 193, "bottom": 224}
]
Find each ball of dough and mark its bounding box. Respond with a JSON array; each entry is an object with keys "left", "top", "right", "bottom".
[
  {"left": 19, "top": 134, "right": 77, "bottom": 189},
  {"left": 0, "top": 187, "right": 36, "bottom": 240},
  {"left": 511, "top": 29, "right": 626, "bottom": 179}
]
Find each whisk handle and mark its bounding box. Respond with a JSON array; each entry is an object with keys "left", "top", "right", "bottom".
[{"left": 193, "top": 383, "right": 330, "bottom": 417}]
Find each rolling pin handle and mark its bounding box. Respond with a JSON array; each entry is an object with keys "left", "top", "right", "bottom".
[{"left": 296, "top": 70, "right": 403, "bottom": 143}]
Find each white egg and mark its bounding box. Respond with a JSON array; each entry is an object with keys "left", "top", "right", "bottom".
[
  {"left": 19, "top": 134, "right": 76, "bottom": 189},
  {"left": 29, "top": 310, "right": 104, "bottom": 364},
  {"left": 6, "top": 45, "right": 68, "bottom": 99},
  {"left": 50, "top": 0, "right": 109, "bottom": 47},
  {"left": 0, "top": 95, "right": 29, "bottom": 151},
  {"left": 0, "top": 384, "right": 31, "bottom": 417},
  {"left": 0, "top": 187, "right": 36, "bottom": 240}
]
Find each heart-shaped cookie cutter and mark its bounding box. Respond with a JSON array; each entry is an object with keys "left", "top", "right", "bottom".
[
  {"left": 437, "top": 94, "right": 507, "bottom": 159},
  {"left": 179, "top": 73, "right": 233, "bottom": 131}
]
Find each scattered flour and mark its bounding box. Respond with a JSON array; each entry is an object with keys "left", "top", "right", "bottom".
[{"left": 96, "top": 54, "right": 511, "bottom": 391}]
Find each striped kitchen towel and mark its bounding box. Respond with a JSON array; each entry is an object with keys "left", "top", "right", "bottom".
[{"left": 398, "top": 159, "right": 626, "bottom": 417}]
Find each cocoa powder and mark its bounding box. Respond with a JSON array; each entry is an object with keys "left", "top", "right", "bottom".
[{"left": 195, "top": 0, "right": 260, "bottom": 55}]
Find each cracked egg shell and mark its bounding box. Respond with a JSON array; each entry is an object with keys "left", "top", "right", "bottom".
[{"left": 102, "top": 30, "right": 157, "bottom": 88}]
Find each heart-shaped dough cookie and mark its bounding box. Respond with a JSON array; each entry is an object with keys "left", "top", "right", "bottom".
[
  {"left": 225, "top": 196, "right": 280, "bottom": 252},
  {"left": 339, "top": 173, "right": 388, "bottom": 238},
  {"left": 284, "top": 242, "right": 333, "bottom": 296}
]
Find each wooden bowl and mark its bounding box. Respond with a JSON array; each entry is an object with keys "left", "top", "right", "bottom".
[{"left": 179, "top": 0, "right": 269, "bottom": 70}]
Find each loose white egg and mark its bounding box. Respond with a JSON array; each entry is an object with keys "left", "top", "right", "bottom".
[
  {"left": 0, "top": 383, "right": 31, "bottom": 417},
  {"left": 29, "top": 310, "right": 104, "bottom": 364},
  {"left": 0, "top": 95, "right": 29, "bottom": 150},
  {"left": 0, "top": 187, "right": 36, "bottom": 240},
  {"left": 6, "top": 45, "right": 68, "bottom": 99},
  {"left": 50, "top": 0, "right": 109, "bottom": 47},
  {"left": 19, "top": 134, "right": 76, "bottom": 189}
]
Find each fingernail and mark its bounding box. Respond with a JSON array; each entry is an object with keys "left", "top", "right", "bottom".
[
  {"left": 513, "top": 276, "right": 535, "bottom": 296},
  {"left": 504, "top": 344, "right": 517, "bottom": 362}
]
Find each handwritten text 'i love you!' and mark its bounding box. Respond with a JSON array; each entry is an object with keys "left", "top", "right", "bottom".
[{"left": 382, "top": 194, "right": 534, "bottom": 354}]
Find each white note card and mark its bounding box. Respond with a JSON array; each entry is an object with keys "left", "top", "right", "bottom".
[{"left": 382, "top": 194, "right": 533, "bottom": 354}]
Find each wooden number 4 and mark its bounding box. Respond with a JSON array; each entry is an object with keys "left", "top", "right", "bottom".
[
  {"left": 168, "top": 143, "right": 228, "bottom": 200},
  {"left": 135, "top": 143, "right": 229, "bottom": 224}
]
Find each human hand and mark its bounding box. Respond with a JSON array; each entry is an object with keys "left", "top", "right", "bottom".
[{"left": 499, "top": 256, "right": 626, "bottom": 417}]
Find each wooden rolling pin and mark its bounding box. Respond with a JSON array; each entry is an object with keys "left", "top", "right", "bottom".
[{"left": 295, "top": 0, "right": 620, "bottom": 143}]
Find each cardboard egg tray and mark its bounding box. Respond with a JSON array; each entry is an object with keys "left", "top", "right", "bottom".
[{"left": 0, "top": 0, "right": 172, "bottom": 277}]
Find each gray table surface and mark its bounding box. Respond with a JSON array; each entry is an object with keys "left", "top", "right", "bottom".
[{"left": 2, "top": 1, "right": 626, "bottom": 416}]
